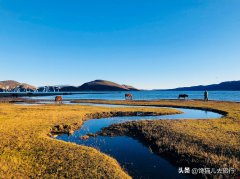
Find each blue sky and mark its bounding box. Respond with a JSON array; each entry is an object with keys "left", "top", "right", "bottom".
[{"left": 0, "top": 0, "right": 239, "bottom": 89}]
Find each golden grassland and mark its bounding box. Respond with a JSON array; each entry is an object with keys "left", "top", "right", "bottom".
[
  {"left": 0, "top": 102, "right": 180, "bottom": 178},
  {"left": 75, "top": 99, "right": 240, "bottom": 177}
]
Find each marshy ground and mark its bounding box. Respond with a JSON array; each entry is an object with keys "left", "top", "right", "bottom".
[
  {"left": 74, "top": 99, "right": 240, "bottom": 178},
  {"left": 0, "top": 99, "right": 239, "bottom": 178},
  {"left": 0, "top": 100, "right": 180, "bottom": 178}
]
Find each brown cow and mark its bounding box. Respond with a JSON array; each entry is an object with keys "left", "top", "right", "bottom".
[
  {"left": 125, "top": 93, "right": 133, "bottom": 100},
  {"left": 55, "top": 96, "right": 62, "bottom": 104}
]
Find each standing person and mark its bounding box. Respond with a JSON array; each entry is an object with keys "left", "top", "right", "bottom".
[{"left": 204, "top": 90, "right": 208, "bottom": 101}]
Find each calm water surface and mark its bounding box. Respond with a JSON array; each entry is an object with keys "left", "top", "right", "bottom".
[{"left": 27, "top": 90, "right": 240, "bottom": 102}]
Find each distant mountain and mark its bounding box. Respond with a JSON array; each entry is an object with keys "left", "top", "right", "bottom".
[
  {"left": 77, "top": 80, "right": 139, "bottom": 91},
  {"left": 35, "top": 80, "right": 139, "bottom": 92},
  {"left": 166, "top": 81, "right": 240, "bottom": 91},
  {"left": 0, "top": 80, "right": 36, "bottom": 92},
  {"left": 0, "top": 80, "right": 139, "bottom": 92}
]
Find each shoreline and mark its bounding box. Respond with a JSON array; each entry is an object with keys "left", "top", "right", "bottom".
[
  {"left": 0, "top": 91, "right": 239, "bottom": 103},
  {"left": 72, "top": 100, "right": 239, "bottom": 176},
  {"left": 0, "top": 99, "right": 239, "bottom": 178},
  {"left": 71, "top": 99, "right": 230, "bottom": 115},
  {"left": 0, "top": 92, "right": 110, "bottom": 97},
  {"left": 89, "top": 100, "right": 239, "bottom": 178}
]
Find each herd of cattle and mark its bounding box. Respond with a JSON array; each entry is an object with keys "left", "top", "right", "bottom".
[{"left": 54, "top": 93, "right": 190, "bottom": 103}]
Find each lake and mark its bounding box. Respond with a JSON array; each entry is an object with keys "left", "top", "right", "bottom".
[{"left": 28, "top": 90, "right": 240, "bottom": 102}]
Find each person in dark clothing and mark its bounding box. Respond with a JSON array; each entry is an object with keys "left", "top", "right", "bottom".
[{"left": 204, "top": 90, "right": 208, "bottom": 101}]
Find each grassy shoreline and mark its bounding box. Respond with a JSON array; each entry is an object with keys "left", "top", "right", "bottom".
[
  {"left": 74, "top": 99, "right": 239, "bottom": 178},
  {"left": 0, "top": 102, "right": 180, "bottom": 178}
]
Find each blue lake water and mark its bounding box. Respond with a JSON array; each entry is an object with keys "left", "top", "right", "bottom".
[
  {"left": 57, "top": 105, "right": 222, "bottom": 179},
  {"left": 27, "top": 91, "right": 240, "bottom": 102}
]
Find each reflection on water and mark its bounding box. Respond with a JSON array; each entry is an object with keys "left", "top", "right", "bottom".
[{"left": 57, "top": 107, "right": 222, "bottom": 179}]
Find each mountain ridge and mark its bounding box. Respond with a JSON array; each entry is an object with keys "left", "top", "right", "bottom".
[
  {"left": 60, "top": 80, "right": 139, "bottom": 91},
  {"left": 0, "top": 80, "right": 36, "bottom": 92},
  {"left": 0, "top": 79, "right": 139, "bottom": 92},
  {"left": 164, "top": 80, "right": 240, "bottom": 91},
  {"left": 1, "top": 80, "right": 239, "bottom": 92}
]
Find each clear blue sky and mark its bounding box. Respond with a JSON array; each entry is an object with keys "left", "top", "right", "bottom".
[{"left": 0, "top": 0, "right": 239, "bottom": 89}]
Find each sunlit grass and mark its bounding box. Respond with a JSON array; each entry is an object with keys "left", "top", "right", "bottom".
[
  {"left": 0, "top": 103, "right": 179, "bottom": 178},
  {"left": 83, "top": 99, "right": 240, "bottom": 177}
]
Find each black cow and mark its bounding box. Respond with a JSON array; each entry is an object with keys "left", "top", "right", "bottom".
[{"left": 178, "top": 94, "right": 188, "bottom": 100}]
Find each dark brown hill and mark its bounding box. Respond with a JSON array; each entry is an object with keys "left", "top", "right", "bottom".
[{"left": 78, "top": 80, "right": 139, "bottom": 91}]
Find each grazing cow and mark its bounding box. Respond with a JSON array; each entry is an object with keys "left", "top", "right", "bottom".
[
  {"left": 55, "top": 96, "right": 63, "bottom": 104},
  {"left": 178, "top": 94, "right": 188, "bottom": 100},
  {"left": 125, "top": 93, "right": 133, "bottom": 100}
]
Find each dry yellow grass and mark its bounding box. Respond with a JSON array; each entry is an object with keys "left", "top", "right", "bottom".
[
  {"left": 0, "top": 102, "right": 179, "bottom": 178},
  {"left": 76, "top": 99, "right": 240, "bottom": 177}
]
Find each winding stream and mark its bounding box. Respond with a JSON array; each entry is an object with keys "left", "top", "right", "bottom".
[{"left": 56, "top": 103, "right": 223, "bottom": 179}]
